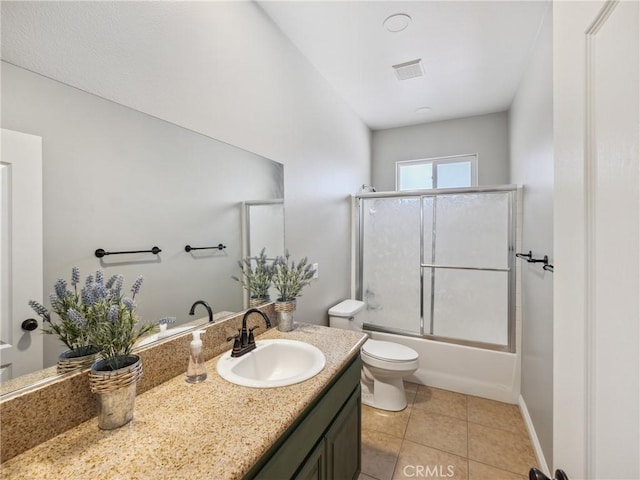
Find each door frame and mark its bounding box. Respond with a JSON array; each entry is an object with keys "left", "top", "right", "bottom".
[{"left": 553, "top": 1, "right": 640, "bottom": 477}]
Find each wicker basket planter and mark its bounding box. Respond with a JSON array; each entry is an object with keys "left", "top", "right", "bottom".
[
  {"left": 89, "top": 355, "right": 143, "bottom": 430},
  {"left": 249, "top": 296, "right": 271, "bottom": 308},
  {"left": 274, "top": 299, "right": 296, "bottom": 332},
  {"left": 57, "top": 346, "right": 101, "bottom": 374}
]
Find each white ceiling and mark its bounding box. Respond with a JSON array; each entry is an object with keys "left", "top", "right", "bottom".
[
  {"left": 257, "top": 1, "right": 549, "bottom": 130},
  {"left": 1, "top": 1, "right": 549, "bottom": 133}
]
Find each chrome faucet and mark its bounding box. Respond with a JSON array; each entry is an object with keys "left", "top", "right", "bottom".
[
  {"left": 189, "top": 300, "right": 213, "bottom": 323},
  {"left": 227, "top": 308, "right": 272, "bottom": 358}
]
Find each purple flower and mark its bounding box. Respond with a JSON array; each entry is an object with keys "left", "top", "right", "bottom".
[
  {"left": 54, "top": 279, "right": 68, "bottom": 300},
  {"left": 107, "top": 305, "right": 119, "bottom": 324},
  {"left": 113, "top": 275, "right": 124, "bottom": 296},
  {"left": 105, "top": 275, "right": 118, "bottom": 289},
  {"left": 81, "top": 286, "right": 95, "bottom": 306},
  {"left": 94, "top": 284, "right": 108, "bottom": 301},
  {"left": 71, "top": 267, "right": 80, "bottom": 287},
  {"left": 49, "top": 293, "right": 59, "bottom": 307},
  {"left": 29, "top": 300, "right": 48, "bottom": 317},
  {"left": 130, "top": 276, "right": 143, "bottom": 298},
  {"left": 95, "top": 270, "right": 104, "bottom": 285},
  {"left": 122, "top": 297, "right": 135, "bottom": 312},
  {"left": 85, "top": 274, "right": 94, "bottom": 286},
  {"left": 67, "top": 309, "right": 87, "bottom": 328}
]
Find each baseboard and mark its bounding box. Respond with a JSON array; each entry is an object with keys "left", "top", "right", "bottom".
[
  {"left": 410, "top": 370, "right": 518, "bottom": 404},
  {"left": 519, "top": 395, "right": 551, "bottom": 476}
]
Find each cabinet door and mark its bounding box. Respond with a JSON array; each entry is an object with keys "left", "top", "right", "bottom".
[
  {"left": 295, "top": 439, "right": 326, "bottom": 480},
  {"left": 325, "top": 389, "right": 361, "bottom": 480}
]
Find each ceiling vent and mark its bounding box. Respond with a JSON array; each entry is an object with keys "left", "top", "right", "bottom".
[{"left": 392, "top": 59, "right": 424, "bottom": 81}]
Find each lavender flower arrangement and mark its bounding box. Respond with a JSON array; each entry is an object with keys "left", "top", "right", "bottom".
[
  {"left": 88, "top": 274, "right": 155, "bottom": 370},
  {"left": 232, "top": 247, "right": 274, "bottom": 299},
  {"left": 28, "top": 267, "right": 99, "bottom": 357},
  {"left": 158, "top": 317, "right": 177, "bottom": 326},
  {"left": 154, "top": 317, "right": 177, "bottom": 339},
  {"left": 271, "top": 251, "right": 316, "bottom": 302},
  {"left": 29, "top": 268, "right": 154, "bottom": 370}
]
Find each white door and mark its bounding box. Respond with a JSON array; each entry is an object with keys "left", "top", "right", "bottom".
[
  {"left": 0, "top": 129, "right": 44, "bottom": 381},
  {"left": 554, "top": 1, "right": 639, "bottom": 479}
]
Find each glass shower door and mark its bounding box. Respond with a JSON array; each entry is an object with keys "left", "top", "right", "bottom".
[
  {"left": 360, "top": 196, "right": 421, "bottom": 335},
  {"left": 422, "top": 191, "right": 512, "bottom": 347},
  {"left": 357, "top": 187, "right": 515, "bottom": 351}
]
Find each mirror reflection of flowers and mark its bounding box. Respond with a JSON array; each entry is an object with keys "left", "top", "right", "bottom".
[
  {"left": 271, "top": 251, "right": 316, "bottom": 301},
  {"left": 155, "top": 316, "right": 177, "bottom": 339},
  {"left": 157, "top": 317, "right": 176, "bottom": 327},
  {"left": 29, "top": 267, "right": 100, "bottom": 358},
  {"left": 88, "top": 274, "right": 155, "bottom": 371},
  {"left": 232, "top": 247, "right": 274, "bottom": 300}
]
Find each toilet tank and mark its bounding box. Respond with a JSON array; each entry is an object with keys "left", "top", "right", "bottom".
[{"left": 328, "top": 299, "right": 365, "bottom": 331}]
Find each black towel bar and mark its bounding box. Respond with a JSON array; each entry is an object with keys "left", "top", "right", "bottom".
[
  {"left": 516, "top": 251, "right": 554, "bottom": 273},
  {"left": 184, "top": 243, "right": 226, "bottom": 253},
  {"left": 516, "top": 251, "right": 533, "bottom": 261},
  {"left": 95, "top": 246, "right": 161, "bottom": 258}
]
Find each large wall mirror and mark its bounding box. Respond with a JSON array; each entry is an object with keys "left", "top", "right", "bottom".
[{"left": 0, "top": 62, "right": 284, "bottom": 395}]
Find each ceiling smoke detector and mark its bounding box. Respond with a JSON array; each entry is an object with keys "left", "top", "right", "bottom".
[
  {"left": 383, "top": 14, "right": 412, "bottom": 33},
  {"left": 392, "top": 59, "right": 424, "bottom": 81}
]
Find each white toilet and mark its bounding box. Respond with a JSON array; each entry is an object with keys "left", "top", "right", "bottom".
[{"left": 329, "top": 299, "right": 419, "bottom": 411}]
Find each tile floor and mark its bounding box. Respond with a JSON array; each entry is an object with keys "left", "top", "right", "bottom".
[{"left": 359, "top": 383, "right": 538, "bottom": 480}]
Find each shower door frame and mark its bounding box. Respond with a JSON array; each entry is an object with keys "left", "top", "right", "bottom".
[{"left": 355, "top": 185, "right": 517, "bottom": 353}]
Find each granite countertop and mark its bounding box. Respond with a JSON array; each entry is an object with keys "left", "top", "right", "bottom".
[
  {"left": 1, "top": 324, "right": 367, "bottom": 480},
  {"left": 0, "top": 312, "right": 234, "bottom": 398}
]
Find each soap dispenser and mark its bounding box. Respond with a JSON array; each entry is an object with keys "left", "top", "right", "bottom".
[{"left": 186, "top": 330, "right": 207, "bottom": 383}]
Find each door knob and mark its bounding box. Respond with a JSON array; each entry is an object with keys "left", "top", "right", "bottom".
[
  {"left": 529, "top": 468, "right": 569, "bottom": 480},
  {"left": 21, "top": 318, "right": 39, "bottom": 331}
]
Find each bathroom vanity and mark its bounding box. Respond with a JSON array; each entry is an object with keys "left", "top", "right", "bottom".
[
  {"left": 0, "top": 324, "right": 366, "bottom": 480},
  {"left": 247, "top": 351, "right": 361, "bottom": 479}
]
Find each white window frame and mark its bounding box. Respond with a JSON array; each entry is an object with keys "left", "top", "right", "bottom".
[{"left": 395, "top": 153, "right": 479, "bottom": 191}]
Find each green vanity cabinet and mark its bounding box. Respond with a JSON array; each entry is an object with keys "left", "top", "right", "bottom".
[
  {"left": 246, "top": 354, "right": 362, "bottom": 480},
  {"left": 294, "top": 439, "right": 326, "bottom": 480},
  {"left": 296, "top": 390, "right": 361, "bottom": 480},
  {"left": 324, "top": 390, "right": 360, "bottom": 480}
]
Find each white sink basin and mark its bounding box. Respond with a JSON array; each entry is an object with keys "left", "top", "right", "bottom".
[{"left": 216, "top": 339, "right": 326, "bottom": 388}]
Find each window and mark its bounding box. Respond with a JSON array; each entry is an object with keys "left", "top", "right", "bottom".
[{"left": 396, "top": 154, "right": 478, "bottom": 191}]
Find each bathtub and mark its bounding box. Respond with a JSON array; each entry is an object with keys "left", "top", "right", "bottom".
[{"left": 365, "top": 329, "right": 521, "bottom": 404}]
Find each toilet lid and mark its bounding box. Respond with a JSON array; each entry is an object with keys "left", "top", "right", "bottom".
[{"left": 362, "top": 339, "right": 418, "bottom": 362}]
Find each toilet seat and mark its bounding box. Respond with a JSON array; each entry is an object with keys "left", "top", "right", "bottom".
[
  {"left": 361, "top": 340, "right": 419, "bottom": 372},
  {"left": 362, "top": 339, "right": 418, "bottom": 362}
]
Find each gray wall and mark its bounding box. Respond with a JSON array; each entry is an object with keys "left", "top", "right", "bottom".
[
  {"left": 371, "top": 111, "right": 510, "bottom": 191},
  {"left": 509, "top": 5, "right": 554, "bottom": 468},
  {"left": 2, "top": 2, "right": 371, "bottom": 343}
]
